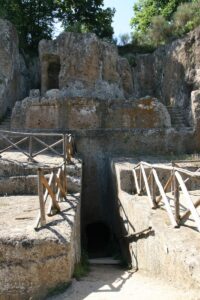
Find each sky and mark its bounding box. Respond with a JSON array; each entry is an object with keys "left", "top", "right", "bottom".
[
  {"left": 54, "top": 1, "right": 135, "bottom": 38},
  {"left": 104, "top": 0, "right": 134, "bottom": 38}
]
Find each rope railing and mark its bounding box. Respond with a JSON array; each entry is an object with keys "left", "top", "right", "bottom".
[
  {"left": 132, "top": 162, "right": 200, "bottom": 232},
  {"left": 0, "top": 130, "right": 75, "bottom": 162}
]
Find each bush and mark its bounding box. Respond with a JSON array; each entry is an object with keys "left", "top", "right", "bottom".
[
  {"left": 147, "top": 15, "right": 173, "bottom": 46},
  {"left": 131, "top": 0, "right": 200, "bottom": 48},
  {"left": 173, "top": 1, "right": 200, "bottom": 35}
]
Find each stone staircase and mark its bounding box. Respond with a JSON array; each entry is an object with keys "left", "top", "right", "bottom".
[
  {"left": 0, "top": 157, "right": 82, "bottom": 196},
  {"left": 0, "top": 107, "right": 12, "bottom": 130},
  {"left": 167, "top": 106, "right": 188, "bottom": 129}
]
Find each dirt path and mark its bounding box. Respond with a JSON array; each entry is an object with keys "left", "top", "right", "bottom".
[{"left": 47, "top": 265, "right": 198, "bottom": 300}]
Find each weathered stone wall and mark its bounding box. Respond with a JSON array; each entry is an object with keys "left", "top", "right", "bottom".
[
  {"left": 131, "top": 26, "right": 200, "bottom": 124},
  {"left": 39, "top": 32, "right": 133, "bottom": 99},
  {"left": 0, "top": 19, "right": 25, "bottom": 118},
  {"left": 11, "top": 95, "right": 171, "bottom": 130},
  {"left": 0, "top": 19, "right": 40, "bottom": 120}
]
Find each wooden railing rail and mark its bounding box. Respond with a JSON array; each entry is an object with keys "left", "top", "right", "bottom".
[
  {"left": 0, "top": 130, "right": 74, "bottom": 162},
  {"left": 35, "top": 162, "right": 67, "bottom": 229},
  {"left": 132, "top": 162, "right": 200, "bottom": 232}
]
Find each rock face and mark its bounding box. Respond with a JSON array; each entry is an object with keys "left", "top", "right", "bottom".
[
  {"left": 132, "top": 26, "right": 200, "bottom": 125},
  {"left": 39, "top": 32, "right": 133, "bottom": 99},
  {"left": 0, "top": 19, "right": 41, "bottom": 120},
  {"left": 0, "top": 19, "right": 26, "bottom": 119},
  {"left": 11, "top": 95, "right": 171, "bottom": 130}
]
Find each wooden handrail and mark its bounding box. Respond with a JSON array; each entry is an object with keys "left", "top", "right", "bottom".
[
  {"left": 132, "top": 161, "right": 200, "bottom": 232},
  {"left": 0, "top": 131, "right": 74, "bottom": 162},
  {"left": 34, "top": 163, "right": 68, "bottom": 229},
  {"left": 175, "top": 171, "right": 200, "bottom": 231}
]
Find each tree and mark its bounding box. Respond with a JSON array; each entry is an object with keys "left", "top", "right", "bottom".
[
  {"left": 0, "top": 0, "right": 115, "bottom": 53},
  {"left": 119, "top": 33, "right": 131, "bottom": 45},
  {"left": 130, "top": 0, "right": 193, "bottom": 35},
  {"left": 0, "top": 0, "right": 57, "bottom": 53},
  {"left": 56, "top": 0, "right": 115, "bottom": 39}
]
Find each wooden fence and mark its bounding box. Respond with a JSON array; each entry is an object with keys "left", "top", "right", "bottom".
[
  {"left": 35, "top": 163, "right": 67, "bottom": 229},
  {"left": 132, "top": 161, "right": 200, "bottom": 231},
  {"left": 0, "top": 130, "right": 74, "bottom": 162}
]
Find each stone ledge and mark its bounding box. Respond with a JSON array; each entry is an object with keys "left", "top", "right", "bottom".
[
  {"left": 0, "top": 194, "right": 81, "bottom": 299},
  {"left": 112, "top": 159, "right": 200, "bottom": 290}
]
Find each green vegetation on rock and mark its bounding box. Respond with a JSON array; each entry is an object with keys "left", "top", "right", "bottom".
[{"left": 131, "top": 0, "right": 200, "bottom": 47}]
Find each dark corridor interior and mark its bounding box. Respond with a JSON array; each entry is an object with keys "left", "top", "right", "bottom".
[
  {"left": 47, "top": 58, "right": 60, "bottom": 90},
  {"left": 85, "top": 221, "right": 113, "bottom": 258}
]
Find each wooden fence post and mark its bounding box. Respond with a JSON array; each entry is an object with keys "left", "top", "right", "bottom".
[
  {"left": 63, "top": 134, "right": 67, "bottom": 162},
  {"left": 63, "top": 162, "right": 67, "bottom": 195},
  {"left": 150, "top": 170, "right": 157, "bottom": 207},
  {"left": 38, "top": 168, "right": 46, "bottom": 226},
  {"left": 51, "top": 169, "right": 61, "bottom": 211},
  {"left": 174, "top": 171, "right": 180, "bottom": 225},
  {"left": 28, "top": 136, "right": 33, "bottom": 161},
  {"left": 139, "top": 165, "right": 143, "bottom": 195}
]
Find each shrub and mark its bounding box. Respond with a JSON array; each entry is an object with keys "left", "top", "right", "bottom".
[
  {"left": 147, "top": 15, "right": 173, "bottom": 46},
  {"left": 173, "top": 1, "right": 200, "bottom": 35}
]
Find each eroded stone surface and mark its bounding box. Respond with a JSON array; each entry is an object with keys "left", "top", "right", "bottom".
[
  {"left": 0, "top": 193, "right": 81, "bottom": 299},
  {"left": 132, "top": 26, "right": 200, "bottom": 125},
  {"left": 11, "top": 96, "right": 171, "bottom": 130},
  {"left": 0, "top": 19, "right": 26, "bottom": 118},
  {"left": 39, "top": 32, "right": 133, "bottom": 99}
]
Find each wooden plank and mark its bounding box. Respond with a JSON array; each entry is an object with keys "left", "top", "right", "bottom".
[
  {"left": 141, "top": 165, "right": 155, "bottom": 208},
  {"left": 156, "top": 175, "right": 173, "bottom": 204},
  {"left": 180, "top": 197, "right": 200, "bottom": 223},
  {"left": 0, "top": 134, "right": 30, "bottom": 159},
  {"left": 0, "top": 136, "right": 28, "bottom": 154},
  {"left": 67, "top": 135, "right": 73, "bottom": 162},
  {"left": 152, "top": 169, "right": 177, "bottom": 227},
  {"left": 41, "top": 174, "right": 60, "bottom": 212},
  {"left": 150, "top": 172, "right": 157, "bottom": 207},
  {"left": 0, "top": 130, "right": 63, "bottom": 137},
  {"left": 139, "top": 166, "right": 143, "bottom": 195},
  {"left": 55, "top": 173, "right": 66, "bottom": 197},
  {"left": 132, "top": 169, "right": 140, "bottom": 194},
  {"left": 175, "top": 171, "right": 200, "bottom": 231},
  {"left": 32, "top": 136, "right": 63, "bottom": 157},
  {"left": 174, "top": 173, "right": 180, "bottom": 224},
  {"left": 36, "top": 169, "right": 46, "bottom": 228},
  {"left": 44, "top": 172, "right": 54, "bottom": 201},
  {"left": 28, "top": 136, "right": 33, "bottom": 161},
  {"left": 63, "top": 163, "right": 68, "bottom": 194}
]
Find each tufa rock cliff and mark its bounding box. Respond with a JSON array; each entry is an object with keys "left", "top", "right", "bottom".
[{"left": 39, "top": 32, "right": 133, "bottom": 100}]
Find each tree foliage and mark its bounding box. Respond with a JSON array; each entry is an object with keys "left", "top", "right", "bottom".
[
  {"left": 0, "top": 0, "right": 115, "bottom": 53},
  {"left": 0, "top": 0, "right": 57, "bottom": 52},
  {"left": 131, "top": 0, "right": 200, "bottom": 47},
  {"left": 56, "top": 0, "right": 115, "bottom": 39},
  {"left": 131, "top": 0, "right": 192, "bottom": 34}
]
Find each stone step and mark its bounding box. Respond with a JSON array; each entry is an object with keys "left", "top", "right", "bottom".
[
  {"left": 89, "top": 257, "right": 121, "bottom": 265},
  {"left": 0, "top": 174, "right": 81, "bottom": 195},
  {"left": 167, "top": 106, "right": 188, "bottom": 127},
  {"left": 0, "top": 159, "right": 82, "bottom": 178}
]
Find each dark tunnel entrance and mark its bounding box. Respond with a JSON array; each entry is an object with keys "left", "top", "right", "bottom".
[
  {"left": 86, "top": 221, "right": 112, "bottom": 258},
  {"left": 47, "top": 57, "right": 60, "bottom": 90}
]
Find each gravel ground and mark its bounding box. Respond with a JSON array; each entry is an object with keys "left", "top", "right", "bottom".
[{"left": 47, "top": 265, "right": 199, "bottom": 300}]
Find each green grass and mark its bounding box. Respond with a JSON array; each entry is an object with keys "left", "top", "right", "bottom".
[{"left": 73, "top": 251, "right": 90, "bottom": 280}]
